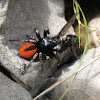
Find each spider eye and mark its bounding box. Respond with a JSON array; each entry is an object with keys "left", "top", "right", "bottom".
[
  {"left": 42, "top": 39, "right": 45, "bottom": 44},
  {"left": 42, "top": 39, "right": 47, "bottom": 46}
]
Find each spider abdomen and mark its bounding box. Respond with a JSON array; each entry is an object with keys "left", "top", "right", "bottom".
[{"left": 19, "top": 43, "right": 37, "bottom": 59}]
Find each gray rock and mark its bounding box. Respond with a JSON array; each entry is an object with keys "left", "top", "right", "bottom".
[
  {"left": 88, "top": 15, "right": 100, "bottom": 47},
  {"left": 0, "top": 0, "right": 9, "bottom": 26},
  {"left": 45, "top": 47, "right": 100, "bottom": 100},
  {"left": 0, "top": 0, "right": 76, "bottom": 96},
  {"left": 0, "top": 73, "right": 32, "bottom": 100}
]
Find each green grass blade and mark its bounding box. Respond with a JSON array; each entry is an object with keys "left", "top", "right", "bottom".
[{"left": 75, "top": 0, "right": 81, "bottom": 48}]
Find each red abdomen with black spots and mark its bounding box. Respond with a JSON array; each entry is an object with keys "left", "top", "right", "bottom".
[{"left": 19, "top": 43, "right": 37, "bottom": 59}]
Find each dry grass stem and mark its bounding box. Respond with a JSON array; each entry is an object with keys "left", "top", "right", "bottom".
[{"left": 33, "top": 55, "right": 100, "bottom": 100}]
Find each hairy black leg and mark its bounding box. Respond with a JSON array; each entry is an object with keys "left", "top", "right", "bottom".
[
  {"left": 52, "top": 48, "right": 62, "bottom": 63},
  {"left": 26, "top": 35, "right": 37, "bottom": 43},
  {"left": 34, "top": 28, "right": 42, "bottom": 40},
  {"left": 53, "top": 51, "right": 61, "bottom": 64},
  {"left": 38, "top": 52, "right": 43, "bottom": 61},
  {"left": 9, "top": 39, "right": 36, "bottom": 43},
  {"left": 42, "top": 52, "right": 47, "bottom": 60},
  {"left": 9, "top": 35, "right": 37, "bottom": 43},
  {"left": 43, "top": 27, "right": 50, "bottom": 37},
  {"left": 26, "top": 35, "right": 36, "bottom": 40},
  {"left": 38, "top": 52, "right": 46, "bottom": 70},
  {"left": 9, "top": 39, "right": 21, "bottom": 42},
  {"left": 21, "top": 53, "right": 38, "bottom": 75}
]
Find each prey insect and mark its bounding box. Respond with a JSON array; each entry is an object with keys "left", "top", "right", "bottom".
[{"left": 9, "top": 13, "right": 79, "bottom": 74}]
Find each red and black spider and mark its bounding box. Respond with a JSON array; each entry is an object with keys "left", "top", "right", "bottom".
[
  {"left": 18, "top": 28, "right": 61, "bottom": 60},
  {"left": 9, "top": 13, "right": 79, "bottom": 73}
]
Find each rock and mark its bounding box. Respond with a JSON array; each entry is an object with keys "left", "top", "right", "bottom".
[
  {"left": 0, "top": 0, "right": 8, "bottom": 26},
  {"left": 0, "top": 72, "right": 32, "bottom": 100},
  {"left": 0, "top": 0, "right": 77, "bottom": 96},
  {"left": 42, "top": 47, "right": 100, "bottom": 100},
  {"left": 37, "top": 77, "right": 58, "bottom": 100},
  {"left": 88, "top": 15, "right": 100, "bottom": 48}
]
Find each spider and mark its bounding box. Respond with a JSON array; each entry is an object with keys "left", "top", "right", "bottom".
[
  {"left": 9, "top": 13, "right": 79, "bottom": 74},
  {"left": 18, "top": 28, "right": 61, "bottom": 61}
]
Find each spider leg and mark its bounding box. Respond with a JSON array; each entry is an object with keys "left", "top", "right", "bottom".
[
  {"left": 34, "top": 28, "right": 42, "bottom": 40},
  {"left": 26, "top": 35, "right": 36, "bottom": 40},
  {"left": 53, "top": 49, "right": 62, "bottom": 63},
  {"left": 30, "top": 53, "right": 38, "bottom": 65},
  {"left": 21, "top": 53, "right": 38, "bottom": 75},
  {"left": 26, "top": 35, "right": 37, "bottom": 43},
  {"left": 43, "top": 27, "right": 50, "bottom": 38},
  {"left": 9, "top": 39, "right": 21, "bottom": 42},
  {"left": 38, "top": 52, "right": 43, "bottom": 61},
  {"left": 38, "top": 52, "right": 47, "bottom": 70},
  {"left": 42, "top": 52, "right": 47, "bottom": 60},
  {"left": 9, "top": 39, "right": 36, "bottom": 43}
]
